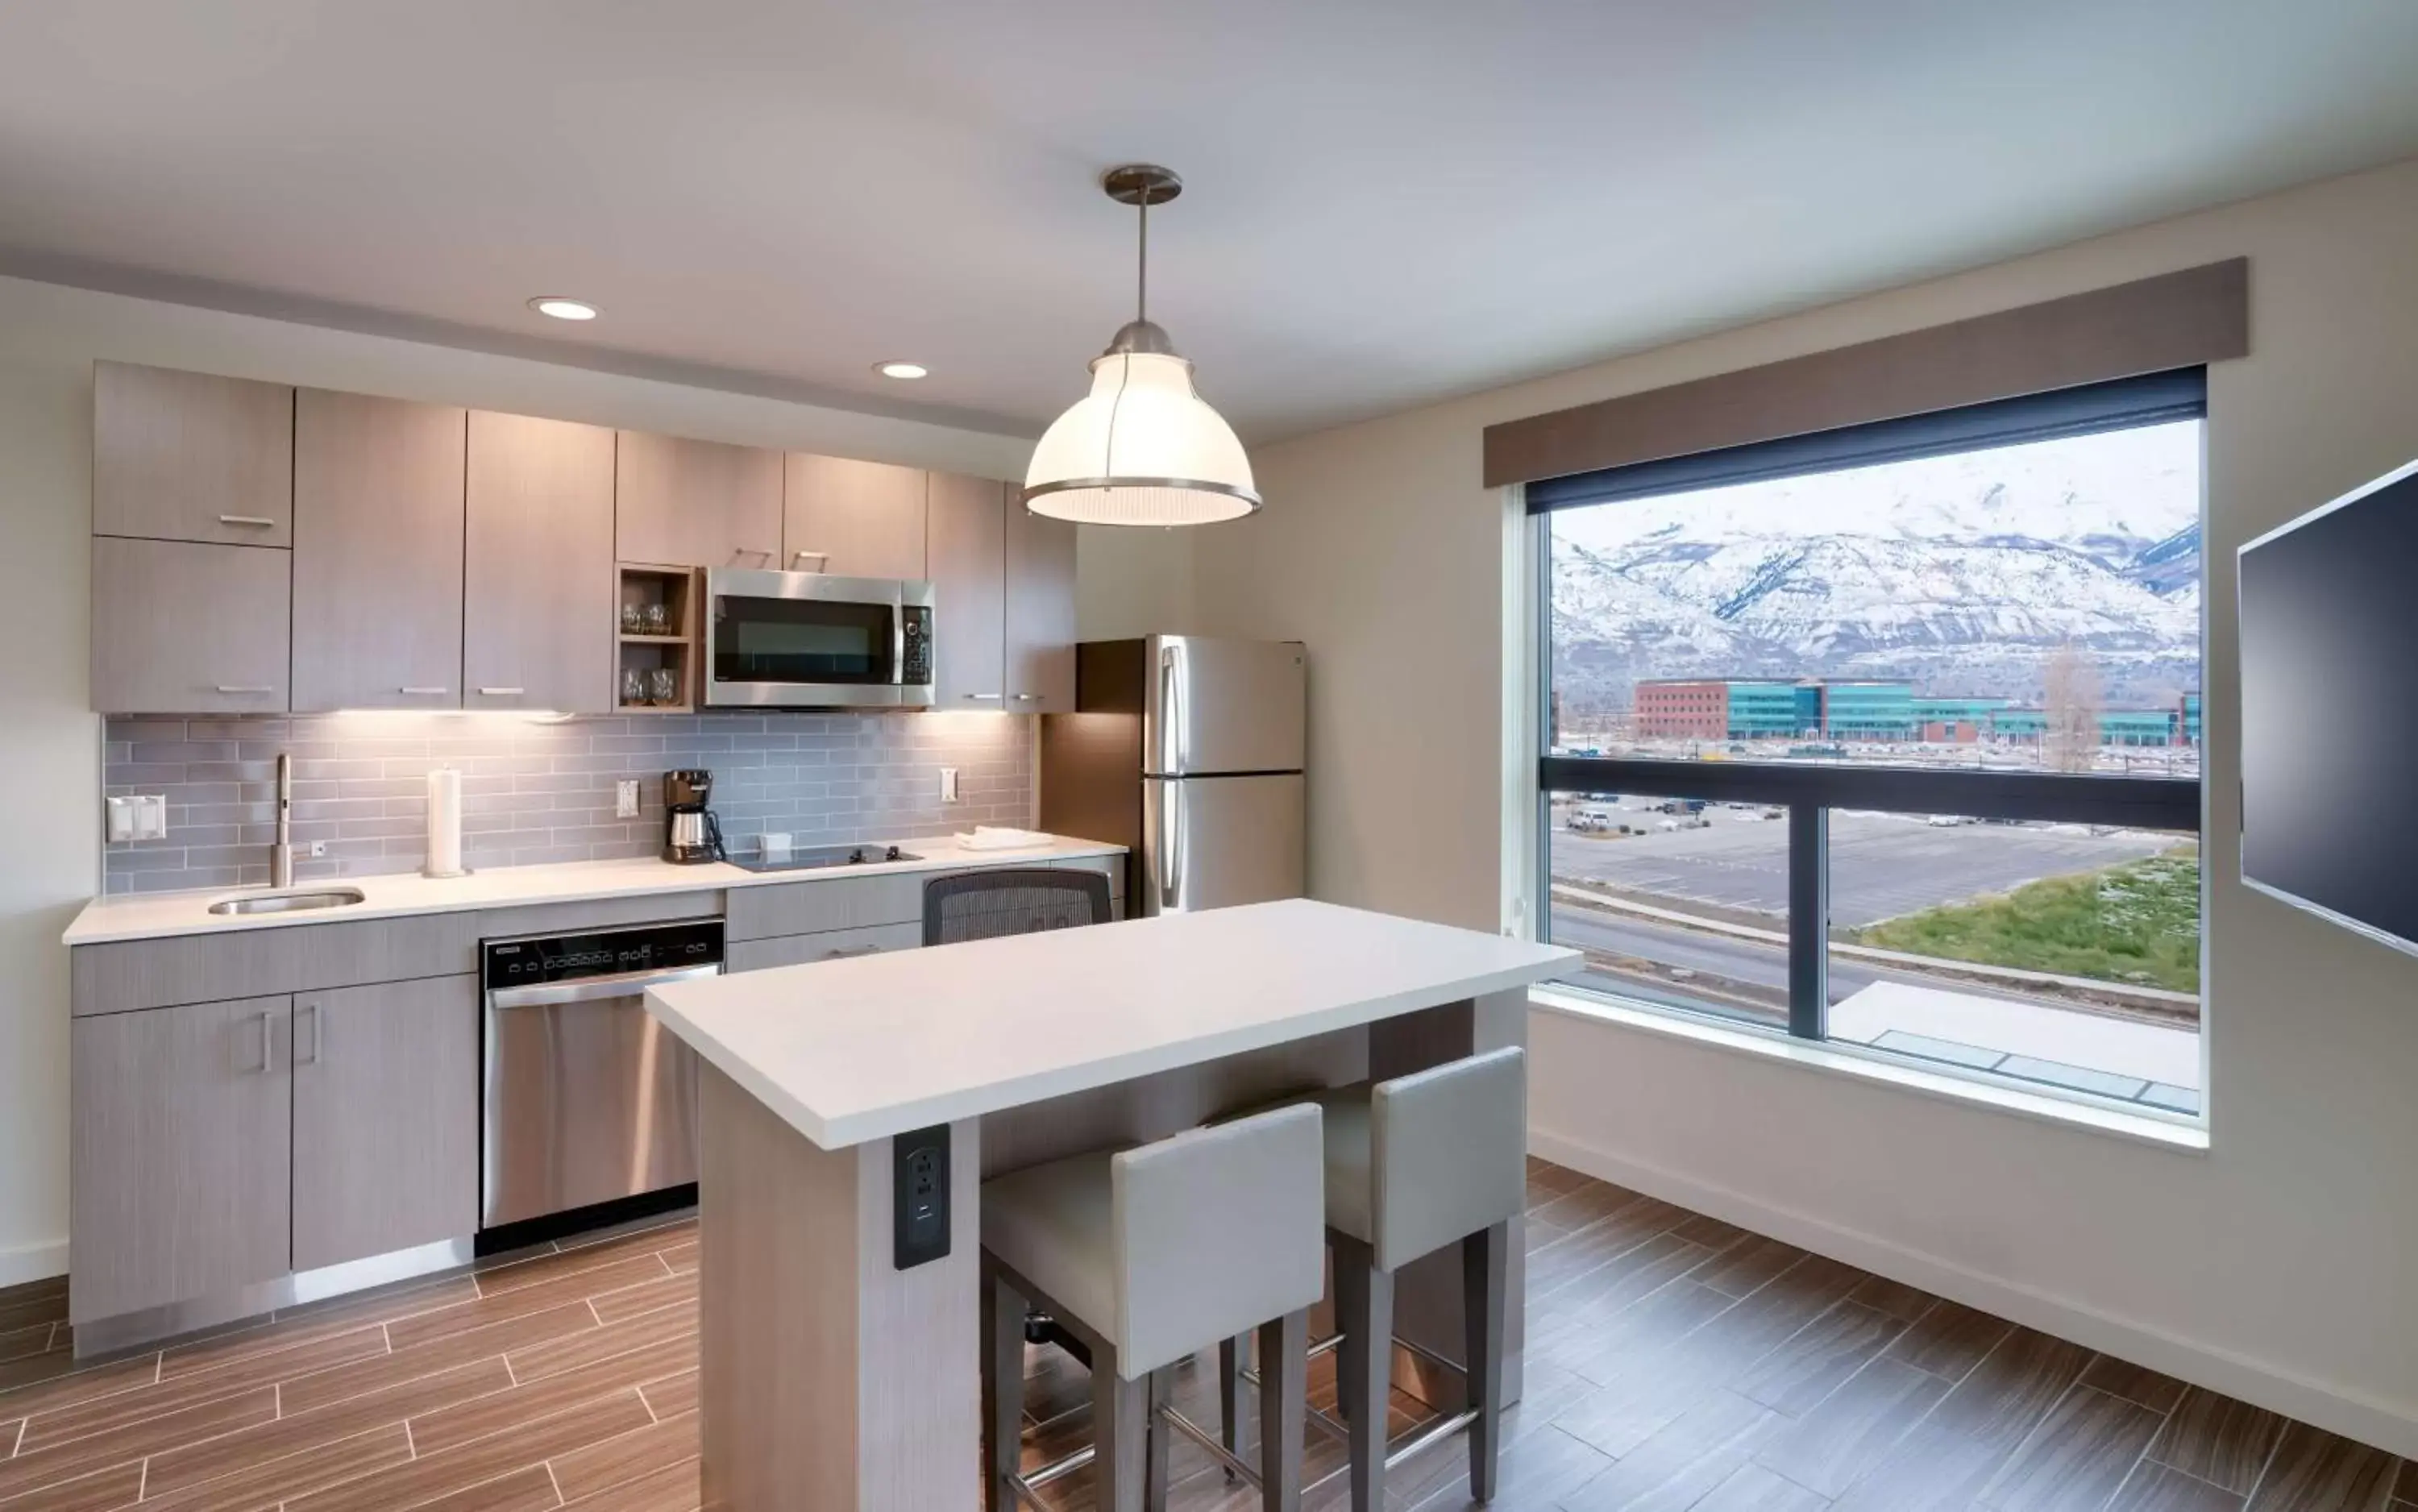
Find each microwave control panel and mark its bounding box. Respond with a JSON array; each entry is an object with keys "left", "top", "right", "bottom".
[{"left": 901, "top": 604, "right": 933, "bottom": 686}]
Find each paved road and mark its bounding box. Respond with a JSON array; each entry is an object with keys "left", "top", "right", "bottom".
[{"left": 1549, "top": 805, "right": 2173, "bottom": 926}]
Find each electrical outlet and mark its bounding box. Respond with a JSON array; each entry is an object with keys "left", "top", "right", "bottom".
[
  {"left": 614, "top": 779, "right": 641, "bottom": 819},
  {"left": 309, "top": 840, "right": 328, "bottom": 858},
  {"left": 939, "top": 766, "right": 959, "bottom": 803},
  {"left": 133, "top": 795, "right": 168, "bottom": 841},
  {"left": 105, "top": 795, "right": 136, "bottom": 843}
]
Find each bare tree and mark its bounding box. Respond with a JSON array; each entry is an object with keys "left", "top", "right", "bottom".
[{"left": 2042, "top": 641, "right": 2102, "bottom": 773}]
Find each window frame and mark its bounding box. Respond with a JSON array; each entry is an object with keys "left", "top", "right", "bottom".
[{"left": 1527, "top": 372, "right": 2207, "bottom": 1097}]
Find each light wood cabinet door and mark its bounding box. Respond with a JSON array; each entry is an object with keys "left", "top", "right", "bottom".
[
  {"left": 725, "top": 922, "right": 923, "bottom": 972},
  {"left": 783, "top": 454, "right": 927, "bottom": 579},
  {"left": 70, "top": 996, "right": 292, "bottom": 1323},
  {"left": 93, "top": 361, "right": 295, "bottom": 547},
  {"left": 617, "top": 431, "right": 783, "bottom": 569},
  {"left": 292, "top": 389, "right": 467, "bottom": 711},
  {"left": 926, "top": 471, "right": 1005, "bottom": 708},
  {"left": 91, "top": 536, "right": 291, "bottom": 714},
  {"left": 292, "top": 976, "right": 480, "bottom": 1273},
  {"left": 1004, "top": 492, "right": 1078, "bottom": 713},
  {"left": 465, "top": 412, "right": 616, "bottom": 714}
]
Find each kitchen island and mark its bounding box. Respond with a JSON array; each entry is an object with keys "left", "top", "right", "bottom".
[{"left": 644, "top": 897, "right": 1577, "bottom": 1512}]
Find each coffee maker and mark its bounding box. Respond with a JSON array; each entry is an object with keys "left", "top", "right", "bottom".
[{"left": 663, "top": 769, "right": 725, "bottom": 864}]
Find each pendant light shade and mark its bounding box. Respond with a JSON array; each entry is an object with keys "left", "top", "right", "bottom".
[{"left": 1023, "top": 165, "right": 1260, "bottom": 527}]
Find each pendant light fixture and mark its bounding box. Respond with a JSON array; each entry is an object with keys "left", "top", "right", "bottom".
[{"left": 1022, "top": 164, "right": 1260, "bottom": 526}]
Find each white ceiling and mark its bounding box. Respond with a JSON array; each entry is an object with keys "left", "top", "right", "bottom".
[{"left": 5, "top": 2, "right": 2417, "bottom": 442}]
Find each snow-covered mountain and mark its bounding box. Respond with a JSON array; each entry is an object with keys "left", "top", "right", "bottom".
[{"left": 1551, "top": 422, "right": 2204, "bottom": 715}]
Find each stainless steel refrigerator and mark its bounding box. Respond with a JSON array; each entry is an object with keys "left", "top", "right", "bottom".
[{"left": 1039, "top": 635, "right": 1305, "bottom": 914}]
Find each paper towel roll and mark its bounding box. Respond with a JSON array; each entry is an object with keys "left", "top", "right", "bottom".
[{"left": 426, "top": 766, "right": 465, "bottom": 878}]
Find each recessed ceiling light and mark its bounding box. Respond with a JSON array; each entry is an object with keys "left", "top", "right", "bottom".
[
  {"left": 875, "top": 361, "right": 929, "bottom": 380},
  {"left": 528, "top": 297, "right": 599, "bottom": 321}
]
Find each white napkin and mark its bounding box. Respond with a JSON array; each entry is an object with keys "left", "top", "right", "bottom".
[{"left": 953, "top": 826, "right": 1052, "bottom": 851}]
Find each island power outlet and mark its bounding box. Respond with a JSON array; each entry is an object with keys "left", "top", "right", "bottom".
[{"left": 892, "top": 1124, "right": 950, "bottom": 1270}]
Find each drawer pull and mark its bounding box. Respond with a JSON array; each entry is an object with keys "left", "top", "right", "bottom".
[
  {"left": 476, "top": 687, "right": 526, "bottom": 697},
  {"left": 964, "top": 692, "right": 1003, "bottom": 702},
  {"left": 215, "top": 683, "right": 274, "bottom": 694},
  {"left": 1013, "top": 693, "right": 1040, "bottom": 701},
  {"left": 218, "top": 514, "right": 277, "bottom": 528},
  {"left": 399, "top": 686, "right": 449, "bottom": 696}
]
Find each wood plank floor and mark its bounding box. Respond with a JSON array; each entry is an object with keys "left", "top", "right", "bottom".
[{"left": 0, "top": 1161, "right": 2407, "bottom": 1511}]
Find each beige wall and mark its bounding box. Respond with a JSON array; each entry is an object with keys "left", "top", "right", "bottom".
[
  {"left": 1189, "top": 156, "right": 2418, "bottom": 1452},
  {"left": 0, "top": 273, "right": 1030, "bottom": 1283}
]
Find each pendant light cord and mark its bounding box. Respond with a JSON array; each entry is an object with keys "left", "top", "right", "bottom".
[{"left": 1136, "top": 190, "right": 1149, "bottom": 326}]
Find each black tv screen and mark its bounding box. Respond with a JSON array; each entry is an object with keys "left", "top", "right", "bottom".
[{"left": 2238, "top": 456, "right": 2418, "bottom": 956}]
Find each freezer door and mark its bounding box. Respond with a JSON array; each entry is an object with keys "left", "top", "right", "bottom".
[
  {"left": 1141, "top": 773, "right": 1305, "bottom": 914},
  {"left": 1144, "top": 635, "right": 1306, "bottom": 776}
]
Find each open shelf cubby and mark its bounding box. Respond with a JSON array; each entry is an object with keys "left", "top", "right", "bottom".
[{"left": 617, "top": 564, "right": 700, "bottom": 713}]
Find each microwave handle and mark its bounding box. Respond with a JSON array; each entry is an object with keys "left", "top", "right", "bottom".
[{"left": 791, "top": 550, "right": 829, "bottom": 571}]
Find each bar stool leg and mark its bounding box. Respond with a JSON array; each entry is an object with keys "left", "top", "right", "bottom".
[
  {"left": 1256, "top": 1307, "right": 1310, "bottom": 1512},
  {"left": 1463, "top": 1221, "right": 1510, "bottom": 1502},
  {"left": 1091, "top": 1338, "right": 1150, "bottom": 1512},
  {"left": 1332, "top": 1235, "right": 1393, "bottom": 1512},
  {"left": 1146, "top": 1366, "right": 1174, "bottom": 1512},
  {"left": 981, "top": 1265, "right": 1024, "bottom": 1512},
  {"left": 1218, "top": 1332, "right": 1250, "bottom": 1459}
]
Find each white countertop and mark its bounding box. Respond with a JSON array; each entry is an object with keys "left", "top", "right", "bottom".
[
  {"left": 644, "top": 897, "right": 1580, "bottom": 1149},
  {"left": 64, "top": 835, "right": 1125, "bottom": 946}
]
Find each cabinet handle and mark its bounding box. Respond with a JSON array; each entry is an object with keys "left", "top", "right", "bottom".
[
  {"left": 215, "top": 684, "right": 274, "bottom": 695},
  {"left": 218, "top": 514, "right": 277, "bottom": 529},
  {"left": 1013, "top": 693, "right": 1040, "bottom": 702},
  {"left": 251, "top": 1010, "right": 274, "bottom": 1074},
  {"left": 791, "top": 550, "right": 829, "bottom": 571},
  {"left": 399, "top": 686, "right": 448, "bottom": 696},
  {"left": 297, "top": 1003, "right": 321, "bottom": 1065},
  {"left": 964, "top": 692, "right": 1003, "bottom": 702},
  {"left": 476, "top": 687, "right": 526, "bottom": 697}
]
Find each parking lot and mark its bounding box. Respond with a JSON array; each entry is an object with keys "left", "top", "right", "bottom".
[{"left": 1549, "top": 800, "right": 2175, "bottom": 926}]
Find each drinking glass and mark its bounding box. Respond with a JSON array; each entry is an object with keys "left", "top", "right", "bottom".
[
  {"left": 621, "top": 667, "right": 646, "bottom": 707},
  {"left": 620, "top": 603, "right": 645, "bottom": 634},
  {"left": 642, "top": 602, "right": 671, "bottom": 637},
  {"left": 650, "top": 667, "right": 679, "bottom": 705}
]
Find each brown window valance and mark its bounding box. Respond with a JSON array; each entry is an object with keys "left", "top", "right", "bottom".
[{"left": 1481, "top": 258, "right": 2247, "bottom": 490}]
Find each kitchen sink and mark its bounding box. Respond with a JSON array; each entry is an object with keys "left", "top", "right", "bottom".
[{"left": 206, "top": 887, "right": 368, "bottom": 916}]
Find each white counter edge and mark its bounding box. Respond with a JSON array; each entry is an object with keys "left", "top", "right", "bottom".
[{"left": 645, "top": 950, "right": 1577, "bottom": 1151}]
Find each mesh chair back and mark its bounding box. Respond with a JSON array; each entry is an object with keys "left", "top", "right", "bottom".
[{"left": 923, "top": 867, "right": 1111, "bottom": 947}]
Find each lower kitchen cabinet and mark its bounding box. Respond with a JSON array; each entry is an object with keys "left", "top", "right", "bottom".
[
  {"left": 292, "top": 976, "right": 480, "bottom": 1273},
  {"left": 70, "top": 995, "right": 294, "bottom": 1324}
]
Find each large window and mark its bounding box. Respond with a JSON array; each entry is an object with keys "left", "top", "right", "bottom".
[{"left": 1535, "top": 372, "right": 2205, "bottom": 1115}]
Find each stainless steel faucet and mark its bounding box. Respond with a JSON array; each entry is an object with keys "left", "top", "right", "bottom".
[{"left": 270, "top": 751, "right": 294, "bottom": 889}]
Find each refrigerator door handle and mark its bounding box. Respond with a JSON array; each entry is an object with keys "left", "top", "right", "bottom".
[
  {"left": 1159, "top": 640, "right": 1193, "bottom": 775},
  {"left": 1160, "top": 780, "right": 1183, "bottom": 911}
]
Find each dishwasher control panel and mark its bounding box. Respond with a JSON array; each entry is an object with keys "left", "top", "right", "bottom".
[{"left": 483, "top": 917, "right": 725, "bottom": 988}]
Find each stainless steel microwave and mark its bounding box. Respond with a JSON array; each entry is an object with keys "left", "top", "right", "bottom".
[{"left": 703, "top": 568, "right": 934, "bottom": 709}]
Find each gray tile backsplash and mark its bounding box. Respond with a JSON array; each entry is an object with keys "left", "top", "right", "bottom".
[{"left": 102, "top": 711, "right": 1033, "bottom": 894}]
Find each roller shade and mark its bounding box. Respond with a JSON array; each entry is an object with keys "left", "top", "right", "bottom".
[{"left": 1484, "top": 258, "right": 2246, "bottom": 490}]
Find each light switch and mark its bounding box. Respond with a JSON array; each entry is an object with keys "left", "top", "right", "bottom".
[
  {"left": 614, "top": 779, "right": 641, "bottom": 820},
  {"left": 939, "top": 767, "right": 959, "bottom": 803}
]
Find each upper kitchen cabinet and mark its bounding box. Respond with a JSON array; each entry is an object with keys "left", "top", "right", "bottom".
[
  {"left": 926, "top": 471, "right": 1006, "bottom": 707},
  {"left": 617, "top": 431, "right": 783, "bottom": 569},
  {"left": 292, "top": 390, "right": 468, "bottom": 711},
  {"left": 93, "top": 361, "right": 294, "bottom": 547},
  {"left": 783, "top": 454, "right": 927, "bottom": 579},
  {"left": 92, "top": 536, "right": 292, "bottom": 713},
  {"left": 465, "top": 412, "right": 616, "bottom": 713},
  {"left": 1004, "top": 494, "right": 1078, "bottom": 712}
]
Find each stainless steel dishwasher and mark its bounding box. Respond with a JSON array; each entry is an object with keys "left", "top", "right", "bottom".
[{"left": 480, "top": 917, "right": 725, "bottom": 1231}]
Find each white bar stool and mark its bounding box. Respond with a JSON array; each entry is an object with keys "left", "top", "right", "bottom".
[
  {"left": 1219, "top": 1046, "right": 1528, "bottom": 1510},
  {"left": 980, "top": 1103, "right": 1327, "bottom": 1512}
]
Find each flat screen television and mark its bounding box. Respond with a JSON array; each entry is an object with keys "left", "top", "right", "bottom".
[{"left": 2238, "top": 455, "right": 2418, "bottom": 956}]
